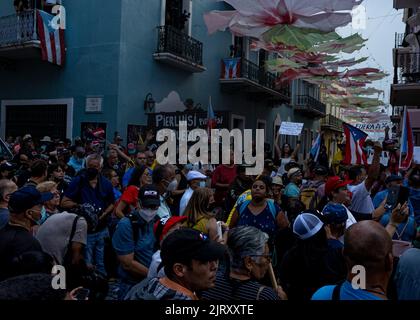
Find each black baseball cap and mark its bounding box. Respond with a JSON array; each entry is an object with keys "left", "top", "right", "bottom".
[
  {"left": 161, "top": 228, "right": 226, "bottom": 266},
  {"left": 314, "top": 165, "right": 328, "bottom": 176},
  {"left": 138, "top": 184, "right": 160, "bottom": 208},
  {"left": 0, "top": 162, "right": 16, "bottom": 172},
  {"left": 8, "top": 187, "right": 54, "bottom": 213}
]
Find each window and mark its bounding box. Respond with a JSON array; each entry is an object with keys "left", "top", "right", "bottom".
[
  {"left": 164, "top": 0, "right": 191, "bottom": 33},
  {"left": 232, "top": 114, "right": 245, "bottom": 131},
  {"left": 257, "top": 120, "right": 267, "bottom": 142}
]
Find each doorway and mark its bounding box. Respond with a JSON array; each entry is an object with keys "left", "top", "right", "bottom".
[{"left": 1, "top": 99, "right": 73, "bottom": 140}]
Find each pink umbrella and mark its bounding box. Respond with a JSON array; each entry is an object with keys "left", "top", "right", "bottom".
[{"left": 204, "top": 0, "right": 362, "bottom": 37}]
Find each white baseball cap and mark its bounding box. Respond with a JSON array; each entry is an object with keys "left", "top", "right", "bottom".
[{"left": 186, "top": 170, "right": 207, "bottom": 181}]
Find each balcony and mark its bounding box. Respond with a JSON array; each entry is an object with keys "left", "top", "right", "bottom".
[
  {"left": 320, "top": 114, "right": 343, "bottom": 132},
  {"left": 153, "top": 25, "right": 206, "bottom": 73},
  {"left": 394, "top": 0, "right": 420, "bottom": 9},
  {"left": 219, "top": 57, "right": 291, "bottom": 102},
  {"left": 391, "top": 51, "right": 420, "bottom": 106},
  {"left": 0, "top": 10, "right": 40, "bottom": 60},
  {"left": 395, "top": 33, "right": 407, "bottom": 48},
  {"left": 294, "top": 95, "right": 326, "bottom": 117}
]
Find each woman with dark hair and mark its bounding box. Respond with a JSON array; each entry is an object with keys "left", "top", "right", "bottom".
[
  {"left": 279, "top": 213, "right": 346, "bottom": 300},
  {"left": 229, "top": 176, "right": 289, "bottom": 245},
  {"left": 274, "top": 133, "right": 301, "bottom": 176},
  {"left": 48, "top": 163, "right": 69, "bottom": 197},
  {"left": 114, "top": 165, "right": 151, "bottom": 219}
]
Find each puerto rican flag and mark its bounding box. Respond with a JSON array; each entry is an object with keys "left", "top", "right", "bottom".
[
  {"left": 343, "top": 123, "right": 368, "bottom": 165},
  {"left": 222, "top": 58, "right": 241, "bottom": 79},
  {"left": 207, "top": 96, "right": 217, "bottom": 132},
  {"left": 37, "top": 10, "right": 65, "bottom": 66},
  {"left": 400, "top": 108, "right": 414, "bottom": 170}
]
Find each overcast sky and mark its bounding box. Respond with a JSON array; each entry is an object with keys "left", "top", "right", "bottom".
[{"left": 337, "top": 0, "right": 405, "bottom": 114}]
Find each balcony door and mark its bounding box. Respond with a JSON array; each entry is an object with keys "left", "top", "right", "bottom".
[
  {"left": 1, "top": 99, "right": 73, "bottom": 140},
  {"left": 165, "top": 0, "right": 191, "bottom": 33}
]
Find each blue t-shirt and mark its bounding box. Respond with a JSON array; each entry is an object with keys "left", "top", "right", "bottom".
[
  {"left": 64, "top": 174, "right": 115, "bottom": 211},
  {"left": 113, "top": 187, "right": 122, "bottom": 202},
  {"left": 312, "top": 281, "right": 384, "bottom": 300},
  {"left": 237, "top": 201, "right": 280, "bottom": 240},
  {"left": 284, "top": 183, "right": 300, "bottom": 198},
  {"left": 328, "top": 239, "right": 344, "bottom": 250},
  {"left": 122, "top": 167, "right": 135, "bottom": 189},
  {"left": 112, "top": 213, "right": 156, "bottom": 283},
  {"left": 373, "top": 189, "right": 388, "bottom": 209}
]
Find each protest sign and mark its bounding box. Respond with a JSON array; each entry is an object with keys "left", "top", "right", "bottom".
[{"left": 279, "top": 122, "right": 304, "bottom": 136}]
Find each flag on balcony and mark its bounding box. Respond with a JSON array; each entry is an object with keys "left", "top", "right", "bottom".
[
  {"left": 310, "top": 133, "right": 322, "bottom": 162},
  {"left": 343, "top": 123, "right": 368, "bottom": 165},
  {"left": 400, "top": 108, "right": 414, "bottom": 170},
  {"left": 37, "top": 10, "right": 65, "bottom": 66},
  {"left": 222, "top": 58, "right": 240, "bottom": 79},
  {"left": 207, "top": 96, "right": 217, "bottom": 134}
]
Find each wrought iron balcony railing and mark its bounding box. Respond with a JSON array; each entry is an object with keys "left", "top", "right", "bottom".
[
  {"left": 0, "top": 10, "right": 38, "bottom": 47},
  {"left": 156, "top": 25, "right": 203, "bottom": 66},
  {"left": 321, "top": 114, "right": 343, "bottom": 131},
  {"left": 393, "top": 51, "right": 420, "bottom": 84},
  {"left": 226, "top": 57, "right": 290, "bottom": 98},
  {"left": 295, "top": 94, "right": 326, "bottom": 115}
]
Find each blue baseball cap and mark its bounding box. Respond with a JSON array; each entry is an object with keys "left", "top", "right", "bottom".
[
  {"left": 322, "top": 203, "right": 348, "bottom": 225},
  {"left": 385, "top": 175, "right": 403, "bottom": 185},
  {"left": 8, "top": 187, "right": 54, "bottom": 214}
]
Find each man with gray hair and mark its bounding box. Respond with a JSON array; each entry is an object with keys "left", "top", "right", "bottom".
[
  {"left": 202, "top": 226, "right": 287, "bottom": 300},
  {"left": 312, "top": 220, "right": 394, "bottom": 300},
  {"left": 0, "top": 180, "right": 18, "bottom": 229},
  {"left": 61, "top": 153, "right": 115, "bottom": 277}
]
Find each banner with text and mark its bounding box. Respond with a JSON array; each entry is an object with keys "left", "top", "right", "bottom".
[{"left": 351, "top": 121, "right": 392, "bottom": 141}]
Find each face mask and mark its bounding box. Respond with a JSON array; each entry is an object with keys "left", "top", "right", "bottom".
[
  {"left": 87, "top": 168, "right": 99, "bottom": 181},
  {"left": 166, "top": 179, "right": 178, "bottom": 192},
  {"left": 39, "top": 206, "right": 49, "bottom": 225},
  {"left": 139, "top": 208, "right": 158, "bottom": 222},
  {"left": 29, "top": 208, "right": 46, "bottom": 226},
  {"left": 199, "top": 181, "right": 206, "bottom": 188}
]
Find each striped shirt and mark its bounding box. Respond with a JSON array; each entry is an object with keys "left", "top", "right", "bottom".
[{"left": 201, "top": 271, "right": 279, "bottom": 301}]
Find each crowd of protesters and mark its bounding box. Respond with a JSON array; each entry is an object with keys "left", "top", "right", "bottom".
[{"left": 0, "top": 129, "right": 419, "bottom": 301}]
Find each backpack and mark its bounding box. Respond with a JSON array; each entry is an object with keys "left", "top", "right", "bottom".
[
  {"left": 300, "top": 187, "right": 319, "bottom": 210},
  {"left": 238, "top": 199, "right": 278, "bottom": 220}
]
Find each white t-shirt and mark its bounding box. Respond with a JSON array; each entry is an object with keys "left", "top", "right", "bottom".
[
  {"left": 348, "top": 181, "right": 374, "bottom": 215},
  {"left": 277, "top": 157, "right": 292, "bottom": 176},
  {"left": 147, "top": 250, "right": 165, "bottom": 279},
  {"left": 179, "top": 187, "right": 194, "bottom": 216}
]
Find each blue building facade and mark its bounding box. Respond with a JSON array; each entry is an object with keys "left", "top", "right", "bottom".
[{"left": 0, "top": 0, "right": 325, "bottom": 158}]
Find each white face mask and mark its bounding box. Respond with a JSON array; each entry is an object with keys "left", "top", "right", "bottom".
[
  {"left": 139, "top": 208, "right": 158, "bottom": 222},
  {"left": 166, "top": 179, "right": 178, "bottom": 192},
  {"left": 199, "top": 181, "right": 206, "bottom": 188}
]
